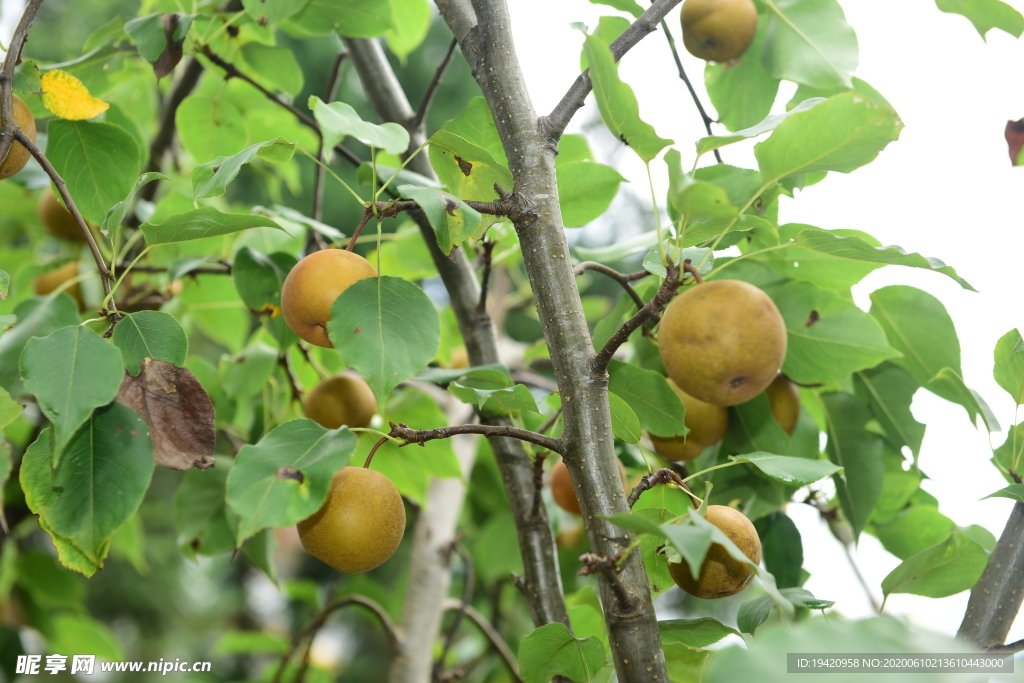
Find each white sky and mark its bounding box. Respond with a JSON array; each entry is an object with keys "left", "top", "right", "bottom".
[{"left": 509, "top": 0, "right": 1024, "bottom": 644}]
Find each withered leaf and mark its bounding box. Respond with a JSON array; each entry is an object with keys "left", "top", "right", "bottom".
[
  {"left": 153, "top": 13, "right": 186, "bottom": 80},
  {"left": 116, "top": 359, "right": 215, "bottom": 471},
  {"left": 1006, "top": 119, "right": 1024, "bottom": 166}
]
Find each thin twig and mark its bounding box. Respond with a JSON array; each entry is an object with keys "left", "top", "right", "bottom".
[
  {"left": 531, "top": 451, "right": 548, "bottom": 519},
  {"left": 591, "top": 262, "right": 681, "bottom": 376},
  {"left": 537, "top": 408, "right": 563, "bottom": 436},
  {"left": 657, "top": 10, "right": 722, "bottom": 163},
  {"left": 363, "top": 437, "right": 389, "bottom": 469},
  {"left": 682, "top": 260, "right": 703, "bottom": 284},
  {"left": 279, "top": 355, "right": 303, "bottom": 404},
  {"left": 476, "top": 240, "right": 496, "bottom": 315},
  {"left": 346, "top": 212, "right": 374, "bottom": 251},
  {"left": 626, "top": 467, "right": 699, "bottom": 509},
  {"left": 985, "top": 640, "right": 1024, "bottom": 654},
  {"left": 433, "top": 544, "right": 474, "bottom": 680},
  {"left": 297, "top": 343, "right": 329, "bottom": 381},
  {"left": 271, "top": 596, "right": 400, "bottom": 683},
  {"left": 578, "top": 552, "right": 642, "bottom": 616},
  {"left": 389, "top": 421, "right": 563, "bottom": 455},
  {"left": 574, "top": 261, "right": 648, "bottom": 310},
  {"left": 117, "top": 263, "right": 231, "bottom": 275},
  {"left": 411, "top": 38, "right": 457, "bottom": 131},
  {"left": 0, "top": 0, "right": 44, "bottom": 169},
  {"left": 15, "top": 130, "right": 120, "bottom": 327},
  {"left": 440, "top": 598, "right": 521, "bottom": 682}
]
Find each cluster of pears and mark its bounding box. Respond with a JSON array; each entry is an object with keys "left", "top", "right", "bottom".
[
  {"left": 0, "top": 95, "right": 36, "bottom": 180},
  {"left": 680, "top": 0, "right": 758, "bottom": 63},
  {"left": 650, "top": 279, "right": 796, "bottom": 462}
]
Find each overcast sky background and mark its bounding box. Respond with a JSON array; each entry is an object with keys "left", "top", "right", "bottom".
[
  {"left": 1, "top": 0, "right": 1022, "bottom": 654},
  {"left": 506, "top": 0, "right": 1024, "bottom": 645}
]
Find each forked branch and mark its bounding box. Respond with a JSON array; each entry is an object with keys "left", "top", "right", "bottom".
[
  {"left": 389, "top": 421, "right": 563, "bottom": 455},
  {"left": 627, "top": 467, "right": 700, "bottom": 509},
  {"left": 578, "top": 552, "right": 642, "bottom": 617}
]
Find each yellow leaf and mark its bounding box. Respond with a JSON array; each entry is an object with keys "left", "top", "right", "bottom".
[{"left": 40, "top": 70, "right": 109, "bottom": 121}]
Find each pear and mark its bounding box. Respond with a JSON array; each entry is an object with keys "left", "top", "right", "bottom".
[
  {"left": 680, "top": 0, "right": 758, "bottom": 63},
  {"left": 668, "top": 504, "right": 761, "bottom": 599},
  {"left": 0, "top": 95, "right": 36, "bottom": 180},
  {"left": 550, "top": 457, "right": 628, "bottom": 516},
  {"left": 281, "top": 249, "right": 377, "bottom": 348},
  {"left": 767, "top": 374, "right": 800, "bottom": 435},
  {"left": 650, "top": 379, "right": 729, "bottom": 461},
  {"left": 303, "top": 373, "right": 377, "bottom": 430}
]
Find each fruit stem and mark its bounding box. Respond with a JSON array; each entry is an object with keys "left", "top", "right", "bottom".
[
  {"left": 346, "top": 212, "right": 374, "bottom": 251},
  {"left": 363, "top": 436, "right": 389, "bottom": 468},
  {"left": 626, "top": 468, "right": 701, "bottom": 510}
]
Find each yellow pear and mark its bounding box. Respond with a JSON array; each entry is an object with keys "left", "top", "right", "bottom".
[
  {"left": 449, "top": 347, "right": 470, "bottom": 369},
  {"left": 0, "top": 95, "right": 36, "bottom": 180},
  {"left": 550, "top": 457, "right": 628, "bottom": 516},
  {"left": 680, "top": 0, "right": 758, "bottom": 63},
  {"left": 650, "top": 379, "right": 729, "bottom": 461},
  {"left": 39, "top": 189, "right": 88, "bottom": 242},
  {"left": 280, "top": 249, "right": 377, "bottom": 348},
  {"left": 766, "top": 374, "right": 800, "bottom": 435},
  {"left": 303, "top": 373, "right": 377, "bottom": 430},
  {"left": 667, "top": 504, "right": 761, "bottom": 599},
  {"left": 297, "top": 467, "right": 406, "bottom": 574},
  {"left": 658, "top": 279, "right": 787, "bottom": 407}
]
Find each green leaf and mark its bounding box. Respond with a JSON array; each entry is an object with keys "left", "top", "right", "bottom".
[
  {"left": 607, "top": 360, "right": 686, "bottom": 438},
  {"left": 589, "top": 0, "right": 644, "bottom": 17},
  {"left": 398, "top": 185, "right": 481, "bottom": 255},
  {"left": 327, "top": 276, "right": 441, "bottom": 402},
  {"left": 603, "top": 512, "right": 669, "bottom": 538},
  {"left": 697, "top": 97, "right": 824, "bottom": 157},
  {"left": 21, "top": 404, "right": 154, "bottom": 568},
  {"left": 607, "top": 391, "right": 641, "bottom": 444},
  {"left": 581, "top": 33, "right": 673, "bottom": 163},
  {"left": 415, "top": 363, "right": 511, "bottom": 385},
  {"left": 231, "top": 247, "right": 298, "bottom": 348},
  {"left": 439, "top": 97, "right": 508, "bottom": 169},
  {"left": 240, "top": 44, "right": 304, "bottom": 96},
  {"left": 109, "top": 512, "right": 148, "bottom": 574},
  {"left": 874, "top": 505, "right": 954, "bottom": 560},
  {"left": 737, "top": 587, "right": 833, "bottom": 634},
  {"left": 853, "top": 364, "right": 925, "bottom": 458},
  {"left": 762, "top": 0, "right": 859, "bottom": 88},
  {"left": 661, "top": 522, "right": 714, "bottom": 580},
  {"left": 225, "top": 420, "right": 356, "bottom": 543},
  {"left": 723, "top": 392, "right": 789, "bottom": 456},
  {"left": 630, "top": 501, "right": 689, "bottom": 599},
  {"left": 755, "top": 92, "right": 903, "bottom": 184},
  {"left": 666, "top": 149, "right": 739, "bottom": 225},
  {"left": 994, "top": 329, "right": 1024, "bottom": 405},
  {"left": 192, "top": 138, "right": 297, "bottom": 200},
  {"left": 449, "top": 382, "right": 540, "bottom": 416},
  {"left": 286, "top": 0, "right": 394, "bottom": 37},
  {"left": 47, "top": 613, "right": 124, "bottom": 660},
  {"left": 733, "top": 452, "right": 842, "bottom": 486},
  {"left": 0, "top": 270, "right": 9, "bottom": 301},
  {"left": 580, "top": 15, "right": 631, "bottom": 70},
  {"left": 242, "top": 0, "right": 309, "bottom": 24},
  {"left": 519, "top": 622, "right": 606, "bottom": 683},
  {"left": 174, "top": 456, "right": 238, "bottom": 558},
  {"left": 384, "top": 0, "right": 431, "bottom": 61},
  {"left": 774, "top": 279, "right": 899, "bottom": 384},
  {"left": 141, "top": 207, "right": 283, "bottom": 244},
  {"left": 100, "top": 172, "right": 167, "bottom": 236},
  {"left": 46, "top": 121, "right": 141, "bottom": 224},
  {"left": 881, "top": 531, "right": 989, "bottom": 598},
  {"left": 773, "top": 227, "right": 974, "bottom": 291},
  {"left": 213, "top": 630, "right": 289, "bottom": 655},
  {"left": 111, "top": 311, "right": 188, "bottom": 376},
  {"left": 16, "top": 549, "right": 84, "bottom": 608},
  {"left": 175, "top": 97, "right": 248, "bottom": 163},
  {"left": 123, "top": 14, "right": 167, "bottom": 63},
  {"left": 820, "top": 392, "right": 884, "bottom": 540},
  {"left": 427, "top": 129, "right": 514, "bottom": 205},
  {"left": 20, "top": 326, "right": 124, "bottom": 466},
  {"left": 983, "top": 484, "right": 1024, "bottom": 504},
  {"left": 935, "top": 0, "right": 1024, "bottom": 38},
  {"left": 869, "top": 285, "right": 988, "bottom": 426},
  {"left": 705, "top": 19, "right": 780, "bottom": 132},
  {"left": 658, "top": 618, "right": 740, "bottom": 649},
  {"left": 220, "top": 343, "right": 279, "bottom": 399},
  {"left": 557, "top": 160, "right": 625, "bottom": 227},
  {"left": 310, "top": 97, "right": 409, "bottom": 155},
  {"left": 753, "top": 512, "right": 804, "bottom": 589},
  {"left": 0, "top": 387, "right": 23, "bottom": 429},
  {"left": 242, "top": 529, "right": 278, "bottom": 584}
]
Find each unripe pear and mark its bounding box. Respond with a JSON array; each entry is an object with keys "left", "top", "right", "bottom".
[
  {"left": 33, "top": 261, "right": 82, "bottom": 309},
  {"left": 297, "top": 466, "right": 406, "bottom": 574},
  {"left": 766, "top": 374, "right": 800, "bottom": 435},
  {"left": 0, "top": 95, "right": 36, "bottom": 180},
  {"left": 39, "top": 189, "right": 87, "bottom": 242},
  {"left": 550, "top": 457, "right": 628, "bottom": 516},
  {"left": 658, "top": 279, "right": 787, "bottom": 407},
  {"left": 650, "top": 379, "right": 729, "bottom": 461},
  {"left": 303, "top": 373, "right": 377, "bottom": 430},
  {"left": 280, "top": 249, "right": 377, "bottom": 348},
  {"left": 449, "top": 347, "right": 470, "bottom": 369},
  {"left": 680, "top": 0, "right": 758, "bottom": 63},
  {"left": 667, "top": 504, "right": 761, "bottom": 599}
]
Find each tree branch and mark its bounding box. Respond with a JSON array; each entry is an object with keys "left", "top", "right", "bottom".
[
  {"left": 627, "top": 467, "right": 700, "bottom": 509},
  {"left": 578, "top": 552, "right": 642, "bottom": 617},
  {"left": 311, "top": 49, "right": 348, "bottom": 245},
  {"left": 270, "top": 595, "right": 400, "bottom": 683},
  {"left": 574, "top": 261, "right": 648, "bottom": 311},
  {"left": 441, "top": 598, "right": 521, "bottom": 682},
  {"left": 390, "top": 421, "right": 563, "bottom": 455},
  {"left": 476, "top": 240, "right": 496, "bottom": 315},
  {"left": 446, "top": 1, "right": 669, "bottom": 679},
  {"left": 591, "top": 262, "right": 681, "bottom": 376},
  {"left": 959, "top": 502, "right": 1024, "bottom": 648},
  {"left": 433, "top": 544, "right": 474, "bottom": 680},
  {"left": 0, "top": 0, "right": 44, "bottom": 170},
  {"left": 657, "top": 10, "right": 722, "bottom": 163},
  {"left": 542, "top": 0, "right": 683, "bottom": 141},
  {"left": 411, "top": 38, "right": 458, "bottom": 131}
]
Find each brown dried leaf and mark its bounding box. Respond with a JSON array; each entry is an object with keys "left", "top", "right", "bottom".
[
  {"left": 153, "top": 13, "right": 185, "bottom": 80},
  {"left": 1006, "top": 119, "right": 1024, "bottom": 166},
  {"left": 116, "top": 359, "right": 215, "bottom": 471}
]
